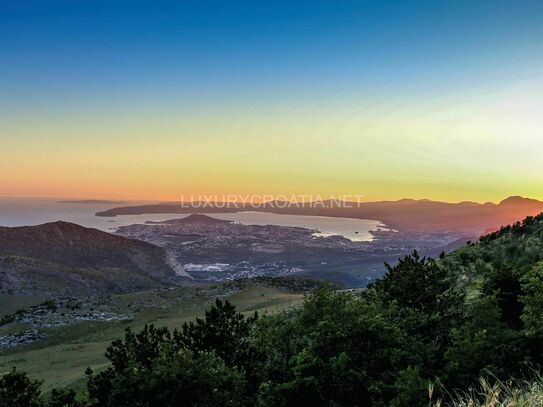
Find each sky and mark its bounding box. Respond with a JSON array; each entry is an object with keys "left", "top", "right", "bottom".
[{"left": 1, "top": 0, "right": 543, "bottom": 202}]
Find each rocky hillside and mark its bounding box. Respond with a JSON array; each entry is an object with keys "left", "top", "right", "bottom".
[{"left": 0, "top": 221, "right": 180, "bottom": 296}]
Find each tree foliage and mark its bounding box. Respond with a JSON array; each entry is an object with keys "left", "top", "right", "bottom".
[{"left": 0, "top": 368, "right": 43, "bottom": 407}]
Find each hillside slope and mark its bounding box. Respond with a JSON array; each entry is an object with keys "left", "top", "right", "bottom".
[
  {"left": 0, "top": 221, "right": 179, "bottom": 296},
  {"left": 0, "top": 280, "right": 308, "bottom": 391},
  {"left": 442, "top": 212, "right": 543, "bottom": 289}
]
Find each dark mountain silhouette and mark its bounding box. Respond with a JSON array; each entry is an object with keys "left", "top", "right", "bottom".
[{"left": 0, "top": 221, "right": 179, "bottom": 296}]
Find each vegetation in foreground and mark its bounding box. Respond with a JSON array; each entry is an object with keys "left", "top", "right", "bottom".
[
  {"left": 0, "top": 280, "right": 308, "bottom": 392},
  {"left": 442, "top": 375, "right": 543, "bottom": 407},
  {"left": 2, "top": 213, "right": 543, "bottom": 406}
]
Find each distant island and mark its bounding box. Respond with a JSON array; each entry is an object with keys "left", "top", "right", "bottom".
[{"left": 58, "top": 199, "right": 126, "bottom": 204}]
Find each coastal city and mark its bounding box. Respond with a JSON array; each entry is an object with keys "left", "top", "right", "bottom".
[{"left": 115, "top": 214, "right": 471, "bottom": 286}]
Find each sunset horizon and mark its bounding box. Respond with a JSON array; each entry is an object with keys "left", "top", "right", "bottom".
[
  {"left": 2, "top": 193, "right": 543, "bottom": 206},
  {"left": 2, "top": 1, "right": 543, "bottom": 203}
]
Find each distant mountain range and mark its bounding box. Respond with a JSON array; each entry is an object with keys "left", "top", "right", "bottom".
[
  {"left": 0, "top": 221, "right": 181, "bottom": 296},
  {"left": 96, "top": 196, "right": 543, "bottom": 233}
]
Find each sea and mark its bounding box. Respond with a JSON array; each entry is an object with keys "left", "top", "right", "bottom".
[{"left": 0, "top": 198, "right": 384, "bottom": 242}]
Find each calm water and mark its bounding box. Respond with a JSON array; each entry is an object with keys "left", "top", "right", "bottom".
[
  {"left": 0, "top": 198, "right": 383, "bottom": 242},
  {"left": 208, "top": 212, "right": 383, "bottom": 241}
]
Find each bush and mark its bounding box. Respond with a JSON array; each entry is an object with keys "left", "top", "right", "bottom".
[{"left": 0, "top": 368, "right": 43, "bottom": 407}]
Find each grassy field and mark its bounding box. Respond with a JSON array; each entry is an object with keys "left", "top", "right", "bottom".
[{"left": 0, "top": 283, "right": 305, "bottom": 391}]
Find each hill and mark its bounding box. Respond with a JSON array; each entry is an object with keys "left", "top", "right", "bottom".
[
  {"left": 148, "top": 213, "right": 232, "bottom": 225},
  {"left": 442, "top": 212, "right": 543, "bottom": 288},
  {"left": 0, "top": 221, "right": 179, "bottom": 296}
]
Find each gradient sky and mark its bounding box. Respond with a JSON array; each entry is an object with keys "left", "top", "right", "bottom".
[{"left": 1, "top": 0, "right": 543, "bottom": 202}]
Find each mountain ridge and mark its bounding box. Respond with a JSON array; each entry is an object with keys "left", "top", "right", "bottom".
[
  {"left": 95, "top": 196, "right": 543, "bottom": 233},
  {"left": 0, "top": 221, "right": 181, "bottom": 296}
]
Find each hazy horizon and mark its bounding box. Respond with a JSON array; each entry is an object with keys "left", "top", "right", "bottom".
[{"left": 0, "top": 194, "right": 540, "bottom": 206}]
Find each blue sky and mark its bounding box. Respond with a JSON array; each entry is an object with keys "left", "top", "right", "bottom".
[
  {"left": 1, "top": 1, "right": 543, "bottom": 200},
  {"left": 2, "top": 0, "right": 542, "bottom": 111}
]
